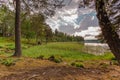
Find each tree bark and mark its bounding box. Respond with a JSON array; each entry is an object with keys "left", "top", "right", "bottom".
[
  {"left": 95, "top": 0, "right": 120, "bottom": 64},
  {"left": 13, "top": 0, "right": 22, "bottom": 57}
]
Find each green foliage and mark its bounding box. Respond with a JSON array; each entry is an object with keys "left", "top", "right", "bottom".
[
  {"left": 36, "top": 55, "right": 44, "bottom": 60},
  {"left": 110, "top": 58, "right": 118, "bottom": 65},
  {"left": 54, "top": 58, "right": 62, "bottom": 63},
  {"left": 48, "top": 55, "right": 62, "bottom": 63},
  {"left": 71, "top": 62, "right": 84, "bottom": 68},
  {"left": 1, "top": 58, "right": 16, "bottom": 66},
  {"left": 75, "top": 63, "right": 84, "bottom": 68},
  {"left": 21, "top": 17, "right": 35, "bottom": 42},
  {"left": 5, "top": 43, "right": 15, "bottom": 50},
  {"left": 0, "top": 45, "right": 3, "bottom": 48},
  {"left": 0, "top": 5, "right": 14, "bottom": 37},
  {"left": 71, "top": 62, "right": 76, "bottom": 66},
  {"left": 0, "top": 5, "right": 83, "bottom": 44}
]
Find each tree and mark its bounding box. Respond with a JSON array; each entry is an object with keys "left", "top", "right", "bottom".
[
  {"left": 21, "top": 0, "right": 64, "bottom": 17},
  {"left": 0, "top": 5, "right": 14, "bottom": 37},
  {"left": 13, "top": 0, "right": 22, "bottom": 57},
  {"left": 21, "top": 16, "right": 35, "bottom": 43},
  {"left": 95, "top": 0, "right": 120, "bottom": 64},
  {"left": 45, "top": 25, "right": 53, "bottom": 43},
  {"left": 31, "top": 14, "right": 46, "bottom": 44}
]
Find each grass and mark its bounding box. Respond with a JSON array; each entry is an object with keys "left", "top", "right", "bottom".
[
  {"left": 23, "top": 42, "right": 114, "bottom": 61},
  {"left": 0, "top": 37, "right": 30, "bottom": 55},
  {"left": 0, "top": 58, "right": 20, "bottom": 66},
  {"left": 0, "top": 37, "right": 114, "bottom": 62}
]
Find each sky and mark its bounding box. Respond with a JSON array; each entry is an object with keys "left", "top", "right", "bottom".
[{"left": 46, "top": 0, "right": 101, "bottom": 40}]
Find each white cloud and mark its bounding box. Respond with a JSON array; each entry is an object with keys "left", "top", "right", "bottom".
[
  {"left": 46, "top": 6, "right": 79, "bottom": 31},
  {"left": 46, "top": 0, "right": 100, "bottom": 39},
  {"left": 74, "top": 27, "right": 101, "bottom": 39}
]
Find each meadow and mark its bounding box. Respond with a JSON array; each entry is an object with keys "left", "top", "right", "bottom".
[{"left": 0, "top": 37, "right": 114, "bottom": 62}]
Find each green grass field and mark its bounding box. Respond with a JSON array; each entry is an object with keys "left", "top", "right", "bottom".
[
  {"left": 22, "top": 42, "right": 114, "bottom": 61},
  {"left": 0, "top": 37, "right": 114, "bottom": 62}
]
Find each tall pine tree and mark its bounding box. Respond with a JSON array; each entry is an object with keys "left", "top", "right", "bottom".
[{"left": 13, "top": 0, "right": 22, "bottom": 57}]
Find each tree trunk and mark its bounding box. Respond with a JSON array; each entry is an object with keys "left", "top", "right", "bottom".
[
  {"left": 95, "top": 0, "right": 120, "bottom": 64},
  {"left": 13, "top": 0, "right": 22, "bottom": 57}
]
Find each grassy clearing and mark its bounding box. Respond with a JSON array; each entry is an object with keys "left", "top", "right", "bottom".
[
  {"left": 23, "top": 42, "right": 114, "bottom": 61},
  {"left": 0, "top": 37, "right": 114, "bottom": 62}
]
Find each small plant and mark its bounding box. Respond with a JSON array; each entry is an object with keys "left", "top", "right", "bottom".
[
  {"left": 71, "top": 62, "right": 76, "bottom": 66},
  {"left": 71, "top": 62, "right": 84, "bottom": 68},
  {"left": 54, "top": 58, "right": 62, "bottom": 63},
  {"left": 36, "top": 55, "right": 44, "bottom": 60},
  {"left": 1, "top": 58, "right": 16, "bottom": 66},
  {"left": 75, "top": 63, "right": 84, "bottom": 68},
  {"left": 48, "top": 55, "right": 55, "bottom": 61},
  {"left": 48, "top": 55, "right": 62, "bottom": 63}
]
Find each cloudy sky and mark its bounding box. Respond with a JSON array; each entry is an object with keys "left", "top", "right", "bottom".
[{"left": 46, "top": 0, "right": 100, "bottom": 39}]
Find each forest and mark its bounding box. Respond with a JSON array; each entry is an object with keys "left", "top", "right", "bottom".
[{"left": 0, "top": 0, "right": 120, "bottom": 80}]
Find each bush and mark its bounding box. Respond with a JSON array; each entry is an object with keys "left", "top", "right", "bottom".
[
  {"left": 111, "top": 57, "right": 117, "bottom": 60},
  {"left": 48, "top": 55, "right": 62, "bottom": 63},
  {"left": 48, "top": 55, "right": 55, "bottom": 61},
  {"left": 54, "top": 58, "right": 62, "bottom": 63},
  {"left": 71, "top": 62, "right": 76, "bottom": 66},
  {"left": 75, "top": 63, "right": 84, "bottom": 68},
  {"left": 71, "top": 62, "right": 84, "bottom": 68},
  {"left": 36, "top": 55, "right": 44, "bottom": 60}
]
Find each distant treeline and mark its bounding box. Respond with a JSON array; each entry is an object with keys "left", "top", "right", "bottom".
[{"left": 52, "top": 29, "right": 84, "bottom": 42}]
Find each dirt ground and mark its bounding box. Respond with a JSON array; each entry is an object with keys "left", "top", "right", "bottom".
[{"left": 0, "top": 58, "right": 120, "bottom": 80}]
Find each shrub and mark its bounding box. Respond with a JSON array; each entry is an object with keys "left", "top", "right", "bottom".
[
  {"left": 36, "top": 55, "right": 44, "bottom": 60},
  {"left": 48, "top": 55, "right": 62, "bottom": 63},
  {"left": 48, "top": 55, "right": 55, "bottom": 61},
  {"left": 71, "top": 62, "right": 76, "bottom": 66},
  {"left": 111, "top": 57, "right": 117, "bottom": 60},
  {"left": 75, "top": 63, "right": 84, "bottom": 68},
  {"left": 71, "top": 62, "right": 84, "bottom": 68},
  {"left": 54, "top": 58, "right": 62, "bottom": 63}
]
